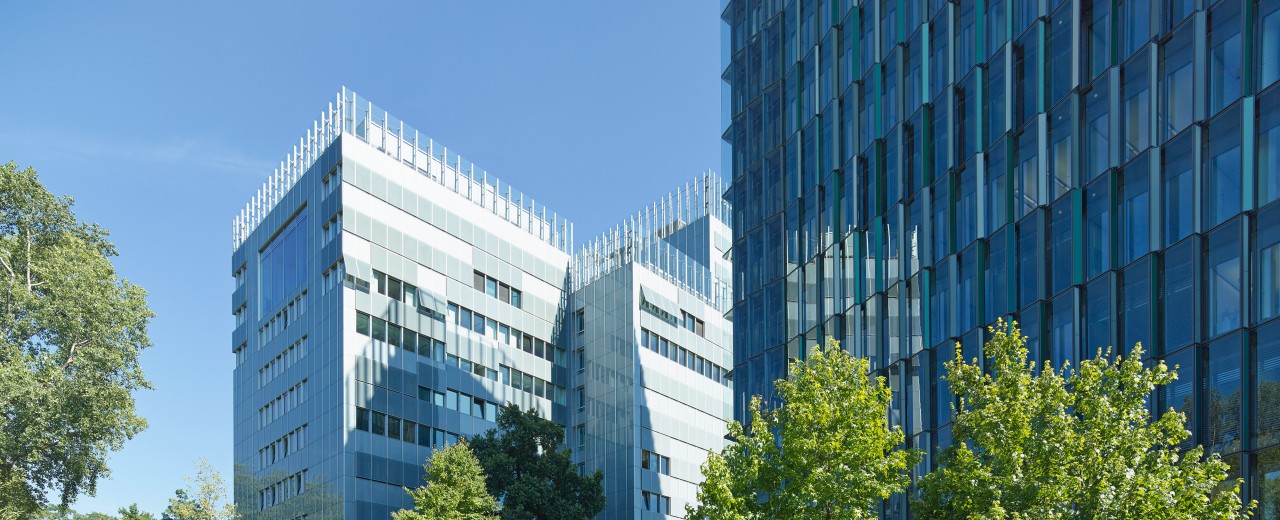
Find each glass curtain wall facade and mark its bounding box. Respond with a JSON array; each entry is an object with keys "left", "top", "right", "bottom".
[{"left": 723, "top": 0, "right": 1280, "bottom": 515}]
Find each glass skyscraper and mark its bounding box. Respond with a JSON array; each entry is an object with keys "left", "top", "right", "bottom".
[
  {"left": 230, "top": 89, "right": 731, "bottom": 519},
  {"left": 722, "top": 0, "right": 1280, "bottom": 515}
]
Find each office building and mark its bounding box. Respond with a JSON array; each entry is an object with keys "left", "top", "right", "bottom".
[
  {"left": 230, "top": 89, "right": 731, "bottom": 519},
  {"left": 722, "top": 0, "right": 1278, "bottom": 515},
  {"left": 569, "top": 178, "right": 733, "bottom": 517}
]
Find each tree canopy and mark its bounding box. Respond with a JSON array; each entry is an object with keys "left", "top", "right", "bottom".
[
  {"left": 162, "top": 458, "right": 236, "bottom": 520},
  {"left": 469, "top": 404, "right": 605, "bottom": 520},
  {"left": 0, "top": 162, "right": 154, "bottom": 517},
  {"left": 394, "top": 439, "right": 499, "bottom": 520},
  {"left": 686, "top": 340, "right": 919, "bottom": 520},
  {"left": 915, "top": 320, "right": 1254, "bottom": 519}
]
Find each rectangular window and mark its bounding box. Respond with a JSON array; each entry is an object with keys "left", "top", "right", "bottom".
[
  {"left": 1085, "top": 179, "right": 1110, "bottom": 280},
  {"left": 356, "top": 312, "right": 370, "bottom": 336},
  {"left": 1119, "top": 156, "right": 1152, "bottom": 268},
  {"left": 1207, "top": 220, "right": 1243, "bottom": 338},
  {"left": 1119, "top": 0, "right": 1151, "bottom": 59},
  {"left": 473, "top": 271, "right": 485, "bottom": 292},
  {"left": 1122, "top": 48, "right": 1152, "bottom": 160},
  {"left": 387, "top": 417, "right": 401, "bottom": 440},
  {"left": 1262, "top": 0, "right": 1280, "bottom": 90},
  {"left": 1160, "top": 24, "right": 1195, "bottom": 140},
  {"left": 1083, "top": 0, "right": 1111, "bottom": 81},
  {"left": 576, "top": 309, "right": 585, "bottom": 334},
  {"left": 1163, "top": 346, "right": 1198, "bottom": 450},
  {"left": 356, "top": 407, "right": 370, "bottom": 431},
  {"left": 1163, "top": 132, "right": 1196, "bottom": 245},
  {"left": 1126, "top": 257, "right": 1157, "bottom": 358},
  {"left": 1259, "top": 87, "right": 1280, "bottom": 207},
  {"left": 1084, "top": 86, "right": 1110, "bottom": 182},
  {"left": 372, "top": 411, "right": 386, "bottom": 436},
  {"left": 1014, "top": 26, "right": 1041, "bottom": 128},
  {"left": 1207, "top": 107, "right": 1243, "bottom": 229},
  {"left": 1084, "top": 275, "right": 1112, "bottom": 358},
  {"left": 1206, "top": 333, "right": 1242, "bottom": 454},
  {"left": 1015, "top": 129, "right": 1041, "bottom": 218},
  {"left": 1258, "top": 321, "right": 1280, "bottom": 449},
  {"left": 372, "top": 317, "right": 386, "bottom": 343},
  {"left": 1208, "top": 0, "right": 1243, "bottom": 115},
  {"left": 1260, "top": 204, "right": 1280, "bottom": 324},
  {"left": 1049, "top": 291, "right": 1077, "bottom": 370},
  {"left": 1162, "top": 237, "right": 1199, "bottom": 351},
  {"left": 1018, "top": 211, "right": 1043, "bottom": 309},
  {"left": 1048, "top": 198, "right": 1074, "bottom": 295},
  {"left": 1047, "top": 4, "right": 1074, "bottom": 105},
  {"left": 485, "top": 277, "right": 498, "bottom": 298}
]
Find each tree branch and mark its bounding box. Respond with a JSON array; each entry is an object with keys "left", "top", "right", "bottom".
[
  {"left": 60, "top": 340, "right": 85, "bottom": 372},
  {"left": 0, "top": 254, "right": 14, "bottom": 280}
]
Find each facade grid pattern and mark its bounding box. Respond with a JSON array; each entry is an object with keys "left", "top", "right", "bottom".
[{"left": 723, "top": 0, "right": 1280, "bottom": 515}]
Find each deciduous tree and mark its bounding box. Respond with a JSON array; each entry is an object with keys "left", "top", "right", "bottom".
[
  {"left": 687, "top": 340, "right": 919, "bottom": 520},
  {"left": 394, "top": 440, "right": 499, "bottom": 520},
  {"left": 162, "top": 458, "right": 236, "bottom": 520},
  {"left": 0, "top": 162, "right": 154, "bottom": 517},
  {"left": 470, "top": 405, "right": 605, "bottom": 520},
  {"left": 915, "top": 320, "right": 1254, "bottom": 519}
]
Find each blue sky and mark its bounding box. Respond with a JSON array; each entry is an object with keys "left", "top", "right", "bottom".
[{"left": 0, "top": 2, "right": 723, "bottom": 514}]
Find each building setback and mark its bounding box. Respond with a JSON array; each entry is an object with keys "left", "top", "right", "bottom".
[
  {"left": 722, "top": 0, "right": 1279, "bottom": 516},
  {"left": 230, "top": 90, "right": 731, "bottom": 519}
]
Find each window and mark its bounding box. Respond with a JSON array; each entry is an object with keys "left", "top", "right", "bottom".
[
  {"left": 1084, "top": 275, "right": 1112, "bottom": 358},
  {"left": 1206, "top": 333, "right": 1242, "bottom": 454},
  {"left": 1015, "top": 129, "right": 1041, "bottom": 218},
  {"left": 1049, "top": 291, "right": 1077, "bottom": 370},
  {"left": 1121, "top": 257, "right": 1154, "bottom": 357},
  {"left": 1017, "top": 211, "right": 1043, "bottom": 310},
  {"left": 1163, "top": 133, "right": 1196, "bottom": 245},
  {"left": 1121, "top": 155, "right": 1152, "bottom": 266},
  {"left": 1047, "top": 4, "right": 1074, "bottom": 105},
  {"left": 387, "top": 417, "right": 401, "bottom": 440},
  {"left": 1083, "top": 86, "right": 1110, "bottom": 182},
  {"left": 1257, "top": 320, "right": 1280, "bottom": 449},
  {"left": 1208, "top": 0, "right": 1243, "bottom": 115},
  {"left": 1162, "top": 238, "right": 1199, "bottom": 351},
  {"left": 1261, "top": 88, "right": 1280, "bottom": 207},
  {"left": 1163, "top": 346, "right": 1198, "bottom": 450},
  {"left": 1260, "top": 205, "right": 1280, "bottom": 324},
  {"left": 1014, "top": 26, "right": 1041, "bottom": 128},
  {"left": 1160, "top": 24, "right": 1195, "bottom": 140},
  {"left": 1085, "top": 179, "right": 1110, "bottom": 280},
  {"left": 1083, "top": 0, "right": 1111, "bottom": 81},
  {"left": 1048, "top": 198, "right": 1073, "bottom": 295},
  {"left": 1207, "top": 107, "right": 1243, "bottom": 229},
  {"left": 1255, "top": 447, "right": 1280, "bottom": 520},
  {"left": 1122, "top": 48, "right": 1152, "bottom": 160},
  {"left": 356, "top": 408, "right": 370, "bottom": 432},
  {"left": 986, "top": 139, "right": 1010, "bottom": 235},
  {"left": 1119, "top": 0, "right": 1151, "bottom": 59},
  {"left": 1263, "top": 0, "right": 1280, "bottom": 90},
  {"left": 1207, "top": 220, "right": 1243, "bottom": 338},
  {"left": 485, "top": 277, "right": 498, "bottom": 298},
  {"left": 371, "top": 411, "right": 386, "bottom": 436},
  {"left": 575, "top": 309, "right": 585, "bottom": 334}
]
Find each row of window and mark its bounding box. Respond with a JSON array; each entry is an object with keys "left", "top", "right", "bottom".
[
  {"left": 320, "top": 165, "right": 341, "bottom": 200},
  {"left": 258, "top": 291, "right": 306, "bottom": 348},
  {"left": 371, "top": 269, "right": 448, "bottom": 322},
  {"left": 258, "top": 469, "right": 307, "bottom": 512},
  {"left": 641, "top": 491, "right": 672, "bottom": 514},
  {"left": 417, "top": 385, "right": 498, "bottom": 422},
  {"left": 640, "top": 328, "right": 731, "bottom": 386},
  {"left": 501, "top": 364, "right": 568, "bottom": 405},
  {"left": 259, "top": 379, "right": 307, "bottom": 429},
  {"left": 472, "top": 269, "right": 523, "bottom": 308},
  {"left": 353, "top": 406, "right": 462, "bottom": 449},
  {"left": 355, "top": 311, "right": 447, "bottom": 360},
  {"left": 447, "top": 302, "right": 566, "bottom": 367},
  {"left": 681, "top": 309, "right": 707, "bottom": 337},
  {"left": 640, "top": 449, "right": 671, "bottom": 475},
  {"left": 259, "top": 336, "right": 307, "bottom": 389},
  {"left": 234, "top": 304, "right": 247, "bottom": 328},
  {"left": 321, "top": 212, "right": 341, "bottom": 246},
  {"left": 234, "top": 343, "right": 247, "bottom": 367},
  {"left": 259, "top": 424, "right": 308, "bottom": 470}
]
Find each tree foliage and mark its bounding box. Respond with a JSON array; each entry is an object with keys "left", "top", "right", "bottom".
[
  {"left": 469, "top": 404, "right": 605, "bottom": 520},
  {"left": 162, "top": 458, "right": 236, "bottom": 520},
  {"left": 117, "top": 504, "right": 155, "bottom": 520},
  {"left": 0, "top": 162, "right": 154, "bottom": 517},
  {"left": 393, "top": 440, "right": 499, "bottom": 520},
  {"left": 687, "top": 340, "right": 919, "bottom": 520},
  {"left": 915, "top": 320, "right": 1254, "bottom": 519}
]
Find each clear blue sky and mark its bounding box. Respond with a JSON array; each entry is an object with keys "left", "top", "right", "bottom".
[{"left": 0, "top": 2, "right": 723, "bottom": 514}]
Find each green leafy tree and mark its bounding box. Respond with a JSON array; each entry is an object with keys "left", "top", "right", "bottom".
[
  {"left": 470, "top": 404, "right": 605, "bottom": 520},
  {"left": 915, "top": 319, "right": 1254, "bottom": 519},
  {"left": 687, "top": 339, "right": 920, "bottom": 520},
  {"left": 0, "top": 162, "right": 154, "bottom": 518},
  {"left": 162, "top": 458, "right": 236, "bottom": 520},
  {"left": 72, "top": 513, "right": 116, "bottom": 520},
  {"left": 117, "top": 504, "right": 154, "bottom": 520},
  {"left": 394, "top": 440, "right": 499, "bottom": 520}
]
